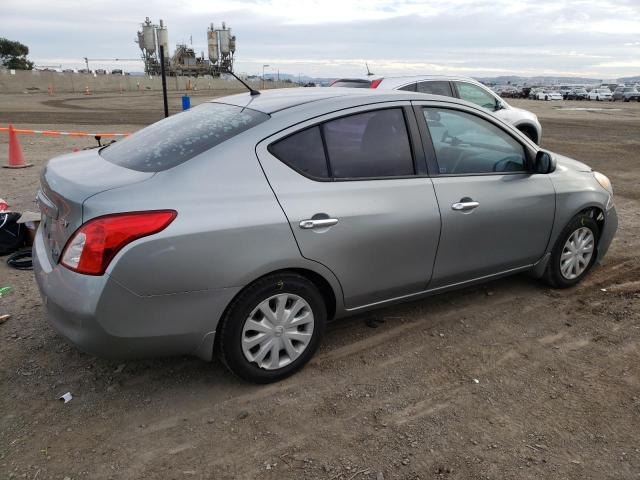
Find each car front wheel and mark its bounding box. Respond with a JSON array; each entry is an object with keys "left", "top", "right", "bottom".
[
  {"left": 216, "top": 273, "right": 326, "bottom": 383},
  {"left": 543, "top": 214, "right": 599, "bottom": 288}
]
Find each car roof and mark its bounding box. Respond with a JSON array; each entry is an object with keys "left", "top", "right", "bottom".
[{"left": 211, "top": 87, "right": 470, "bottom": 114}]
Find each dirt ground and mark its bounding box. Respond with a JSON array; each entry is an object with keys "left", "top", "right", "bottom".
[{"left": 0, "top": 92, "right": 639, "bottom": 480}]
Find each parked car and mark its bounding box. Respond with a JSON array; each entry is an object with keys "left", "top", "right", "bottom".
[
  {"left": 34, "top": 88, "right": 617, "bottom": 383},
  {"left": 330, "top": 75, "right": 542, "bottom": 143},
  {"left": 77, "top": 69, "right": 91, "bottom": 74},
  {"left": 111, "top": 69, "right": 124, "bottom": 75},
  {"left": 587, "top": 88, "right": 612, "bottom": 101},
  {"left": 612, "top": 86, "right": 640, "bottom": 102},
  {"left": 528, "top": 88, "right": 543, "bottom": 100},
  {"left": 95, "top": 69, "right": 107, "bottom": 75},
  {"left": 566, "top": 88, "right": 588, "bottom": 100},
  {"left": 536, "top": 90, "right": 563, "bottom": 101},
  {"left": 62, "top": 69, "right": 75, "bottom": 73},
  {"left": 559, "top": 87, "right": 572, "bottom": 99}
]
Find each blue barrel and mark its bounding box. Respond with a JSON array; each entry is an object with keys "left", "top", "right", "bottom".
[{"left": 181, "top": 95, "right": 191, "bottom": 111}]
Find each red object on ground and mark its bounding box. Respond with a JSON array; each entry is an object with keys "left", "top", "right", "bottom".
[{"left": 3, "top": 124, "right": 33, "bottom": 169}]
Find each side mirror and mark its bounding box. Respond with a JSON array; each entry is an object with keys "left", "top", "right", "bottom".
[{"left": 534, "top": 150, "right": 556, "bottom": 174}]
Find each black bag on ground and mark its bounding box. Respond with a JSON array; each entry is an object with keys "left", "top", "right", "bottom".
[{"left": 0, "top": 212, "right": 27, "bottom": 255}]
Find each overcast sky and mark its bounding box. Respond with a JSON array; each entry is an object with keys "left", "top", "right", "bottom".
[{"left": 4, "top": 0, "right": 640, "bottom": 79}]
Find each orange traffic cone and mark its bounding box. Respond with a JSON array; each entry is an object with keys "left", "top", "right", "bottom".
[
  {"left": 47, "top": 84, "right": 54, "bottom": 96},
  {"left": 3, "top": 125, "right": 33, "bottom": 169},
  {"left": 84, "top": 85, "right": 91, "bottom": 95}
]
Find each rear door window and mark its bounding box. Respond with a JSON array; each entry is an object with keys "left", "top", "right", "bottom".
[
  {"left": 323, "top": 109, "right": 414, "bottom": 178},
  {"left": 268, "top": 126, "right": 329, "bottom": 179},
  {"left": 100, "top": 103, "right": 269, "bottom": 172},
  {"left": 398, "top": 83, "right": 417, "bottom": 92},
  {"left": 417, "top": 81, "right": 453, "bottom": 97}
]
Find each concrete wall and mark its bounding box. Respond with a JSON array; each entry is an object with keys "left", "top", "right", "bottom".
[{"left": 0, "top": 69, "right": 290, "bottom": 94}]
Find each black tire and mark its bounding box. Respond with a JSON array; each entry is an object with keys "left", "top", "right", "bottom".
[
  {"left": 216, "top": 272, "right": 327, "bottom": 383},
  {"left": 543, "top": 214, "right": 600, "bottom": 289}
]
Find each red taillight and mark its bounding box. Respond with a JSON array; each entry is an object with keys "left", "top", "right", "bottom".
[
  {"left": 60, "top": 210, "right": 177, "bottom": 275},
  {"left": 370, "top": 79, "right": 382, "bottom": 89}
]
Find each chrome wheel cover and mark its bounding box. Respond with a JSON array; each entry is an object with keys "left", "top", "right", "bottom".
[
  {"left": 560, "top": 227, "right": 595, "bottom": 280},
  {"left": 241, "top": 293, "right": 314, "bottom": 370}
]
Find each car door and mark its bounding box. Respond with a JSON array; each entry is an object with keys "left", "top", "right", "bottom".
[
  {"left": 413, "top": 101, "right": 555, "bottom": 288},
  {"left": 256, "top": 104, "right": 441, "bottom": 309}
]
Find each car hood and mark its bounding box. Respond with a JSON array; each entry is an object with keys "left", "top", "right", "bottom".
[{"left": 554, "top": 153, "right": 592, "bottom": 172}]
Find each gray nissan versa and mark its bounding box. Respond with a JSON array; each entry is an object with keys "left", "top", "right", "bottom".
[{"left": 34, "top": 88, "right": 617, "bottom": 383}]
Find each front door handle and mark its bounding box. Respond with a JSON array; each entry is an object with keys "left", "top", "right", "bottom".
[
  {"left": 451, "top": 200, "right": 480, "bottom": 212},
  {"left": 299, "top": 218, "right": 339, "bottom": 229}
]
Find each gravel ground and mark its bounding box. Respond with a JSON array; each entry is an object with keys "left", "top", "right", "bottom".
[{"left": 0, "top": 93, "right": 639, "bottom": 480}]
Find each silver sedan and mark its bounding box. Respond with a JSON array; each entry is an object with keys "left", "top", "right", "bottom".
[{"left": 34, "top": 88, "right": 617, "bottom": 383}]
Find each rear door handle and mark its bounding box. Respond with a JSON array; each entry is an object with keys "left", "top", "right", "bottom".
[
  {"left": 451, "top": 201, "right": 480, "bottom": 212},
  {"left": 299, "top": 218, "right": 339, "bottom": 229}
]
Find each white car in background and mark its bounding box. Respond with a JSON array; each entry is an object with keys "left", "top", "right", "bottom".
[
  {"left": 536, "top": 90, "right": 563, "bottom": 101},
  {"left": 588, "top": 88, "right": 613, "bottom": 101},
  {"left": 331, "top": 75, "right": 543, "bottom": 143}
]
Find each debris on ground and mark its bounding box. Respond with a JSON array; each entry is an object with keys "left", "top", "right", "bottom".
[{"left": 59, "top": 392, "right": 73, "bottom": 404}]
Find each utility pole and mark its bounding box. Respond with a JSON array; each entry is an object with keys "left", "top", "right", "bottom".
[
  {"left": 262, "top": 64, "right": 269, "bottom": 89},
  {"left": 159, "top": 45, "right": 169, "bottom": 118}
]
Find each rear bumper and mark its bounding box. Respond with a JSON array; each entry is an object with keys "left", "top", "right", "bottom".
[{"left": 33, "top": 226, "right": 240, "bottom": 361}]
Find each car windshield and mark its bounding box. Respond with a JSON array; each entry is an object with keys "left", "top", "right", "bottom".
[{"left": 100, "top": 102, "right": 269, "bottom": 172}]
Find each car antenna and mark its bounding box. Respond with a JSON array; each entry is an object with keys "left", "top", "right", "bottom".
[
  {"left": 365, "top": 62, "right": 374, "bottom": 77},
  {"left": 223, "top": 70, "right": 260, "bottom": 96}
]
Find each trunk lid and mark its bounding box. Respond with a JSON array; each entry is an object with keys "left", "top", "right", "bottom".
[{"left": 37, "top": 149, "right": 154, "bottom": 263}]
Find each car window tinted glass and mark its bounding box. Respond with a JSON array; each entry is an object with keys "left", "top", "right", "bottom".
[
  {"left": 417, "top": 81, "right": 453, "bottom": 97},
  {"left": 455, "top": 82, "right": 497, "bottom": 110},
  {"left": 423, "top": 108, "right": 526, "bottom": 175},
  {"left": 323, "top": 109, "right": 414, "bottom": 178},
  {"left": 101, "top": 103, "right": 269, "bottom": 172},
  {"left": 269, "top": 126, "right": 329, "bottom": 179},
  {"left": 331, "top": 80, "right": 372, "bottom": 88},
  {"left": 398, "top": 83, "right": 417, "bottom": 92}
]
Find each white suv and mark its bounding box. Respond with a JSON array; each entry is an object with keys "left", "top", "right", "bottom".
[{"left": 331, "top": 75, "right": 542, "bottom": 143}]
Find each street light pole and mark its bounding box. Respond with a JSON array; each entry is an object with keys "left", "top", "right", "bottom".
[{"left": 262, "top": 64, "right": 270, "bottom": 89}]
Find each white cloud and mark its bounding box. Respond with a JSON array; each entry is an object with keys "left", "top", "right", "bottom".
[{"left": 3, "top": 0, "right": 640, "bottom": 78}]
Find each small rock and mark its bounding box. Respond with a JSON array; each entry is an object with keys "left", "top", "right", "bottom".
[
  {"left": 473, "top": 378, "right": 480, "bottom": 384},
  {"left": 402, "top": 458, "right": 410, "bottom": 466},
  {"left": 439, "top": 333, "right": 444, "bottom": 338},
  {"left": 206, "top": 419, "right": 214, "bottom": 424},
  {"left": 114, "top": 363, "right": 126, "bottom": 374},
  {"left": 486, "top": 290, "right": 495, "bottom": 296},
  {"left": 237, "top": 410, "right": 249, "bottom": 420}
]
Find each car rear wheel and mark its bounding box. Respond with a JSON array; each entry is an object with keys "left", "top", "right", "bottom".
[
  {"left": 216, "top": 273, "right": 326, "bottom": 383},
  {"left": 543, "top": 214, "right": 599, "bottom": 288}
]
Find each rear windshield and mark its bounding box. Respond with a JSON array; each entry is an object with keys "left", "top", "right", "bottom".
[
  {"left": 331, "top": 79, "right": 372, "bottom": 88},
  {"left": 100, "top": 102, "right": 269, "bottom": 172}
]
